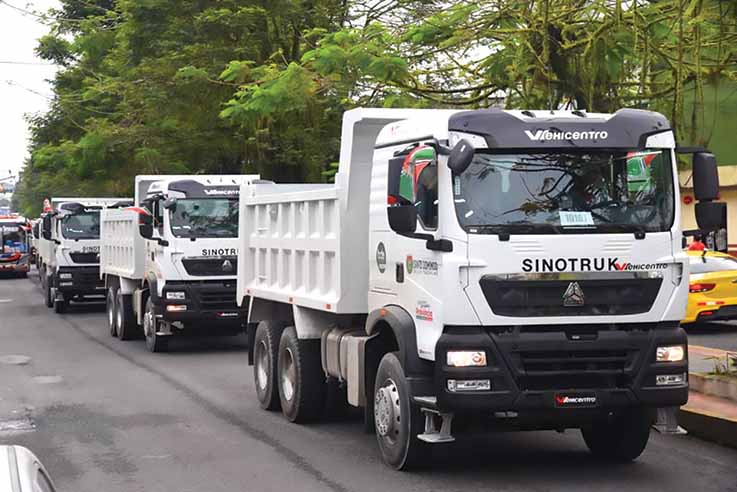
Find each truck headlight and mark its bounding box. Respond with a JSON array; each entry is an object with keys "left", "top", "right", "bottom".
[
  {"left": 166, "top": 291, "right": 186, "bottom": 300},
  {"left": 59, "top": 273, "right": 72, "bottom": 279},
  {"left": 656, "top": 345, "right": 685, "bottom": 362},
  {"left": 447, "top": 350, "right": 487, "bottom": 367}
]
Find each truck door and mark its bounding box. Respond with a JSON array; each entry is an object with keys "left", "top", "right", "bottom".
[{"left": 376, "top": 144, "right": 453, "bottom": 360}]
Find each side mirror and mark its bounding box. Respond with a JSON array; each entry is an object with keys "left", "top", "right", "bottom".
[
  {"left": 162, "top": 198, "right": 177, "bottom": 210},
  {"left": 448, "top": 139, "right": 474, "bottom": 175},
  {"left": 139, "top": 213, "right": 154, "bottom": 239},
  {"left": 693, "top": 152, "right": 719, "bottom": 201},
  {"left": 41, "top": 216, "right": 52, "bottom": 240},
  {"left": 695, "top": 201, "right": 726, "bottom": 231},
  {"left": 388, "top": 205, "right": 417, "bottom": 234}
]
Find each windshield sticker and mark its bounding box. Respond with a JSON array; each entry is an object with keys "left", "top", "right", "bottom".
[
  {"left": 415, "top": 301, "right": 434, "bottom": 322},
  {"left": 522, "top": 257, "right": 668, "bottom": 272},
  {"left": 406, "top": 255, "right": 439, "bottom": 275},
  {"left": 203, "top": 188, "right": 239, "bottom": 196},
  {"left": 524, "top": 130, "right": 608, "bottom": 142},
  {"left": 559, "top": 211, "right": 594, "bottom": 227}
]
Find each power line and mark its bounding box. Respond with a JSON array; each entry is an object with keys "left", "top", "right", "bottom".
[{"left": 0, "top": 61, "right": 55, "bottom": 66}]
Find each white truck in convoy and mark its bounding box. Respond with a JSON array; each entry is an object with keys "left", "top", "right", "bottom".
[
  {"left": 237, "top": 108, "right": 725, "bottom": 469},
  {"left": 99, "top": 175, "right": 259, "bottom": 352},
  {"left": 39, "top": 198, "right": 130, "bottom": 313}
]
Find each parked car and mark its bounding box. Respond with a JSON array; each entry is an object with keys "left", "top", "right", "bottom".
[
  {"left": 683, "top": 250, "right": 737, "bottom": 324},
  {"left": 0, "top": 445, "right": 57, "bottom": 491}
]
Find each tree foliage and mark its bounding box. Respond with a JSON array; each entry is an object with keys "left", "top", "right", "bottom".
[{"left": 16, "top": 0, "right": 737, "bottom": 215}]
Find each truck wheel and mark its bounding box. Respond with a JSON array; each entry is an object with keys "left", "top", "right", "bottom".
[
  {"left": 116, "top": 290, "right": 137, "bottom": 341},
  {"left": 144, "top": 297, "right": 168, "bottom": 353},
  {"left": 581, "top": 408, "right": 652, "bottom": 462},
  {"left": 253, "top": 320, "right": 286, "bottom": 411},
  {"left": 53, "top": 296, "right": 67, "bottom": 314},
  {"left": 277, "top": 326, "right": 326, "bottom": 423},
  {"left": 44, "top": 275, "right": 53, "bottom": 308},
  {"left": 107, "top": 287, "right": 118, "bottom": 337},
  {"left": 374, "top": 352, "right": 430, "bottom": 470}
]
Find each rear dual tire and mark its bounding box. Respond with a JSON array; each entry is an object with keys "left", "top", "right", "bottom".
[
  {"left": 253, "top": 321, "right": 286, "bottom": 411},
  {"left": 277, "top": 326, "right": 326, "bottom": 423}
]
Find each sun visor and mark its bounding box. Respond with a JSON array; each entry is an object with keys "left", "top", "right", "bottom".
[{"left": 448, "top": 108, "right": 672, "bottom": 149}]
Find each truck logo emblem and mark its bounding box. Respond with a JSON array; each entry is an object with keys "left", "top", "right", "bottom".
[
  {"left": 563, "top": 282, "right": 584, "bottom": 307},
  {"left": 222, "top": 259, "right": 233, "bottom": 272},
  {"left": 376, "top": 242, "right": 386, "bottom": 273}
]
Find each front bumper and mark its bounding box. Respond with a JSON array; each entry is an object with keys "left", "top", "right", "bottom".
[
  {"left": 160, "top": 280, "right": 245, "bottom": 325},
  {"left": 55, "top": 266, "right": 104, "bottom": 295},
  {"left": 430, "top": 322, "right": 688, "bottom": 414}
]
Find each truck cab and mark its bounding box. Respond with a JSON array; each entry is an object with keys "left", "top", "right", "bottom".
[
  {"left": 39, "top": 198, "right": 130, "bottom": 313},
  {"left": 101, "top": 175, "right": 259, "bottom": 351}
]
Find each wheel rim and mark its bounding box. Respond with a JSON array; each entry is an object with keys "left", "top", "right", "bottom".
[
  {"left": 280, "top": 347, "right": 296, "bottom": 402},
  {"left": 375, "top": 378, "right": 401, "bottom": 444},
  {"left": 116, "top": 297, "right": 123, "bottom": 332},
  {"left": 107, "top": 293, "right": 114, "bottom": 328},
  {"left": 144, "top": 305, "right": 153, "bottom": 339},
  {"left": 255, "top": 340, "right": 269, "bottom": 391}
]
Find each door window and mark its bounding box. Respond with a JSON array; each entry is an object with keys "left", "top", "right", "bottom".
[{"left": 398, "top": 145, "right": 438, "bottom": 230}]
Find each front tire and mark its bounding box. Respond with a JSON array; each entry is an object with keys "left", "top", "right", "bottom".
[
  {"left": 107, "top": 287, "right": 118, "bottom": 337},
  {"left": 277, "top": 326, "right": 326, "bottom": 423},
  {"left": 116, "top": 290, "right": 137, "bottom": 341},
  {"left": 374, "top": 352, "right": 429, "bottom": 470},
  {"left": 581, "top": 408, "right": 652, "bottom": 462},
  {"left": 253, "top": 320, "right": 287, "bottom": 411},
  {"left": 143, "top": 297, "right": 168, "bottom": 353},
  {"left": 43, "top": 273, "right": 53, "bottom": 308},
  {"left": 53, "top": 295, "right": 67, "bottom": 314}
]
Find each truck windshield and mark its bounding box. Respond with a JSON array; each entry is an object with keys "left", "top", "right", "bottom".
[
  {"left": 453, "top": 149, "right": 675, "bottom": 234},
  {"left": 61, "top": 212, "right": 100, "bottom": 240},
  {"left": 169, "top": 198, "right": 238, "bottom": 238}
]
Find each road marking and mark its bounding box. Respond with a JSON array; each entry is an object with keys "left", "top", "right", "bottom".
[
  {"left": 32, "top": 375, "right": 63, "bottom": 384},
  {"left": 0, "top": 355, "right": 31, "bottom": 365},
  {"left": 0, "top": 299, "right": 13, "bottom": 303}
]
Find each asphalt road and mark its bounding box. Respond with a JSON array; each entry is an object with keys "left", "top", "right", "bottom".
[
  {"left": 685, "top": 322, "right": 737, "bottom": 352},
  {"left": 0, "top": 272, "right": 736, "bottom": 492}
]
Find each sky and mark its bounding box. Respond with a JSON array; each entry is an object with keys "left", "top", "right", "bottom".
[{"left": 0, "top": 0, "right": 60, "bottom": 182}]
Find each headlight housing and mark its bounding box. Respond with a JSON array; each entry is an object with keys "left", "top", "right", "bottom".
[
  {"left": 447, "top": 350, "right": 487, "bottom": 367},
  {"left": 656, "top": 345, "right": 685, "bottom": 362},
  {"left": 166, "top": 291, "right": 186, "bottom": 300}
]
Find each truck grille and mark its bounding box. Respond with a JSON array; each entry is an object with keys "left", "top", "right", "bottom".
[
  {"left": 182, "top": 257, "right": 237, "bottom": 277},
  {"left": 198, "top": 290, "right": 238, "bottom": 310},
  {"left": 70, "top": 252, "right": 99, "bottom": 264},
  {"left": 517, "top": 349, "right": 632, "bottom": 390},
  {"left": 480, "top": 277, "right": 662, "bottom": 317}
]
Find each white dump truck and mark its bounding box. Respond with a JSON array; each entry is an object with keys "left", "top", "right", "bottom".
[
  {"left": 100, "top": 175, "right": 260, "bottom": 352},
  {"left": 237, "top": 108, "right": 725, "bottom": 469},
  {"left": 39, "top": 198, "right": 130, "bottom": 313}
]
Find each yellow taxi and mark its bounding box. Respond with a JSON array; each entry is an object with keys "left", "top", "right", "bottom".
[{"left": 683, "top": 250, "right": 737, "bottom": 324}]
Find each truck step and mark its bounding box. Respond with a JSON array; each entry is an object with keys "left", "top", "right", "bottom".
[
  {"left": 652, "top": 407, "right": 687, "bottom": 435},
  {"left": 417, "top": 407, "right": 455, "bottom": 444}
]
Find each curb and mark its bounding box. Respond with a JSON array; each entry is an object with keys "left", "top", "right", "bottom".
[{"left": 678, "top": 406, "right": 737, "bottom": 450}]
